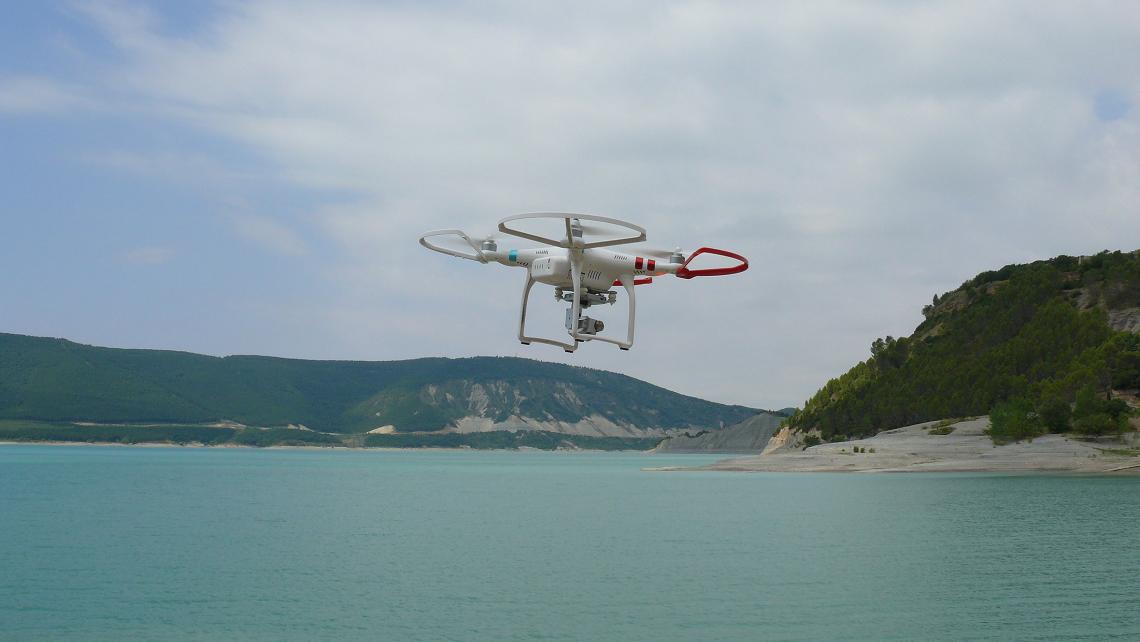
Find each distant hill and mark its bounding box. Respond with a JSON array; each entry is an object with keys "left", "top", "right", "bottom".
[
  {"left": 788, "top": 250, "right": 1140, "bottom": 441},
  {"left": 0, "top": 333, "right": 758, "bottom": 438},
  {"left": 653, "top": 413, "right": 785, "bottom": 453}
]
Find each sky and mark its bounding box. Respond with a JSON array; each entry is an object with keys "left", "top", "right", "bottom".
[{"left": 1, "top": 1, "right": 1138, "bottom": 410}]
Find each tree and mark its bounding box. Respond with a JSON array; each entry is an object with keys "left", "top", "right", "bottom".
[
  {"left": 1037, "top": 393, "right": 1071, "bottom": 433},
  {"left": 988, "top": 398, "right": 1043, "bottom": 443},
  {"left": 1072, "top": 384, "right": 1130, "bottom": 436}
]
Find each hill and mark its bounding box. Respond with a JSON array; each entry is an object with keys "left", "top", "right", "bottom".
[
  {"left": 653, "top": 412, "right": 785, "bottom": 453},
  {"left": 787, "top": 250, "right": 1140, "bottom": 442},
  {"left": 0, "top": 333, "right": 758, "bottom": 442}
]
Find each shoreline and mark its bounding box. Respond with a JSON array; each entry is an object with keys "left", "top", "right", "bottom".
[
  {"left": 648, "top": 418, "right": 1140, "bottom": 474},
  {"left": 0, "top": 440, "right": 660, "bottom": 453}
]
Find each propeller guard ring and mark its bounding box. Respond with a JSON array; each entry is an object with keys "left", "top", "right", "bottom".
[
  {"left": 498, "top": 212, "right": 646, "bottom": 249},
  {"left": 675, "top": 247, "right": 749, "bottom": 279},
  {"left": 418, "top": 229, "right": 485, "bottom": 262}
]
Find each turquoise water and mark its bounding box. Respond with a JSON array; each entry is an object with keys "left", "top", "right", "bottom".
[{"left": 1, "top": 446, "right": 1138, "bottom": 640}]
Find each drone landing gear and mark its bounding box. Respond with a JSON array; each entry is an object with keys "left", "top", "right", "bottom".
[
  {"left": 581, "top": 274, "right": 636, "bottom": 351},
  {"left": 516, "top": 266, "right": 636, "bottom": 353},
  {"left": 518, "top": 273, "right": 579, "bottom": 352}
]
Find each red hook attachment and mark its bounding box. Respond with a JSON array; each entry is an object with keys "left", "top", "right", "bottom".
[{"left": 675, "top": 247, "right": 749, "bottom": 279}]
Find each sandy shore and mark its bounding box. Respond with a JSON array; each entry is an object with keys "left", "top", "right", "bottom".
[{"left": 648, "top": 418, "right": 1140, "bottom": 474}]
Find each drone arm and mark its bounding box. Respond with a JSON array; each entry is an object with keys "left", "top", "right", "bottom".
[{"left": 418, "top": 229, "right": 486, "bottom": 263}]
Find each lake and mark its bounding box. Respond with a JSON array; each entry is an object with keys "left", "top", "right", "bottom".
[{"left": 1, "top": 445, "right": 1138, "bottom": 640}]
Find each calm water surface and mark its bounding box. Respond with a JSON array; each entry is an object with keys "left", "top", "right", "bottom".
[{"left": 1, "top": 445, "right": 1138, "bottom": 640}]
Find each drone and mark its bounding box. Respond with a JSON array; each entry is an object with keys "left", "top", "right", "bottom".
[{"left": 419, "top": 213, "right": 748, "bottom": 353}]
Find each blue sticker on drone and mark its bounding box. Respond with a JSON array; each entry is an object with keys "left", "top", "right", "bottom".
[{"left": 508, "top": 249, "right": 518, "bottom": 263}]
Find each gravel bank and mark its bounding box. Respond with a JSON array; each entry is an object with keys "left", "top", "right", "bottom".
[{"left": 649, "top": 418, "right": 1140, "bottom": 473}]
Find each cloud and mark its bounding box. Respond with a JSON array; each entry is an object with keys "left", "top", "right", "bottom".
[{"left": 28, "top": 1, "right": 1140, "bottom": 406}]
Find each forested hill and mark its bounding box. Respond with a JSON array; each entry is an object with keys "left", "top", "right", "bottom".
[
  {"left": 788, "top": 250, "right": 1140, "bottom": 441},
  {"left": 0, "top": 333, "right": 757, "bottom": 434}
]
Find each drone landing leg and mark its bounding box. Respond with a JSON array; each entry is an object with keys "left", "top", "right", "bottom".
[
  {"left": 621, "top": 276, "right": 636, "bottom": 350},
  {"left": 517, "top": 273, "right": 534, "bottom": 345},
  {"left": 518, "top": 272, "right": 577, "bottom": 352},
  {"left": 584, "top": 274, "right": 636, "bottom": 351},
  {"left": 567, "top": 250, "right": 583, "bottom": 351}
]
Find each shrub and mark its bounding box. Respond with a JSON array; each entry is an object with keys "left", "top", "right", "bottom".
[
  {"left": 1073, "top": 412, "right": 1126, "bottom": 436},
  {"left": 1037, "top": 395, "right": 1072, "bottom": 433},
  {"left": 988, "top": 398, "right": 1044, "bottom": 444},
  {"left": 1071, "top": 384, "right": 1131, "bottom": 436},
  {"left": 928, "top": 420, "right": 956, "bottom": 435},
  {"left": 802, "top": 434, "right": 821, "bottom": 449}
]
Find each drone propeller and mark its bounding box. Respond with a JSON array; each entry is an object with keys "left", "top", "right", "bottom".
[
  {"left": 573, "top": 221, "right": 630, "bottom": 237},
  {"left": 498, "top": 213, "right": 646, "bottom": 249},
  {"left": 467, "top": 233, "right": 502, "bottom": 251},
  {"left": 635, "top": 246, "right": 687, "bottom": 260}
]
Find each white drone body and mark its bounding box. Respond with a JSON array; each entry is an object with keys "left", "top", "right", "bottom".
[{"left": 419, "top": 213, "right": 748, "bottom": 353}]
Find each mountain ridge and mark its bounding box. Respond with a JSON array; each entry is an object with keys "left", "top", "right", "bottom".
[{"left": 0, "top": 332, "right": 761, "bottom": 438}]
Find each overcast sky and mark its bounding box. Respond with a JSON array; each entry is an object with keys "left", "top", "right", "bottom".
[{"left": 2, "top": 1, "right": 1138, "bottom": 409}]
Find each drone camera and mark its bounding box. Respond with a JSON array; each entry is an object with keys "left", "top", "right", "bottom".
[
  {"left": 565, "top": 308, "right": 604, "bottom": 335},
  {"left": 578, "top": 317, "right": 604, "bottom": 335}
]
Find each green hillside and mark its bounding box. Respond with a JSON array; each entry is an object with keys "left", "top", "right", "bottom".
[
  {"left": 0, "top": 333, "right": 756, "bottom": 433},
  {"left": 788, "top": 250, "right": 1140, "bottom": 441},
  {"left": 0, "top": 419, "right": 661, "bottom": 451}
]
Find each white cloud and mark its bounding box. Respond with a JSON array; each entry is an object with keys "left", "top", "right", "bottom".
[{"left": 53, "top": 0, "right": 1140, "bottom": 406}]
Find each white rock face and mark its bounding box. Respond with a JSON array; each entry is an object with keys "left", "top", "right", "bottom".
[
  {"left": 653, "top": 413, "right": 785, "bottom": 453},
  {"left": 1108, "top": 307, "right": 1140, "bottom": 333},
  {"left": 449, "top": 414, "right": 680, "bottom": 438}
]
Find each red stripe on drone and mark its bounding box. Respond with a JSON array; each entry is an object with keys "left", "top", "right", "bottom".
[
  {"left": 647, "top": 259, "right": 656, "bottom": 271},
  {"left": 634, "top": 257, "right": 644, "bottom": 270}
]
